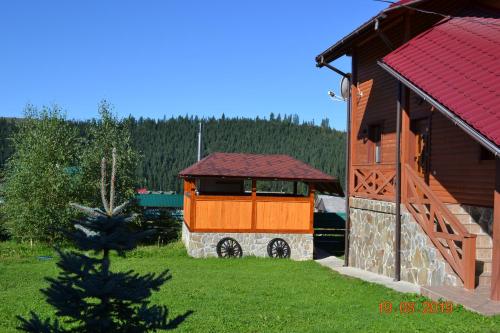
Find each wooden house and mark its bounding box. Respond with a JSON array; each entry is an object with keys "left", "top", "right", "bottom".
[
  {"left": 179, "top": 152, "right": 342, "bottom": 260},
  {"left": 316, "top": 0, "right": 500, "bottom": 303}
]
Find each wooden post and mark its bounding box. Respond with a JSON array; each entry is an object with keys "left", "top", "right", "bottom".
[
  {"left": 190, "top": 178, "right": 197, "bottom": 230},
  {"left": 309, "top": 184, "right": 316, "bottom": 233},
  {"left": 401, "top": 13, "right": 412, "bottom": 204},
  {"left": 401, "top": 87, "right": 411, "bottom": 203},
  {"left": 293, "top": 181, "right": 298, "bottom": 195},
  {"left": 463, "top": 235, "right": 477, "bottom": 291},
  {"left": 393, "top": 12, "right": 413, "bottom": 282},
  {"left": 251, "top": 179, "right": 257, "bottom": 231},
  {"left": 491, "top": 158, "right": 500, "bottom": 300},
  {"left": 183, "top": 179, "right": 190, "bottom": 227}
]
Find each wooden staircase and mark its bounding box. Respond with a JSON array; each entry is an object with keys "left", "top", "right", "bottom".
[
  {"left": 404, "top": 164, "right": 477, "bottom": 289},
  {"left": 451, "top": 208, "right": 493, "bottom": 288}
]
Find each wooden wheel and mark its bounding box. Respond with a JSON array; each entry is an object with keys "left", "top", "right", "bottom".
[
  {"left": 216, "top": 237, "right": 243, "bottom": 258},
  {"left": 267, "top": 238, "right": 291, "bottom": 258}
]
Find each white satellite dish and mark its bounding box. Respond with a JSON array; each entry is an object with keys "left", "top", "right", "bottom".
[{"left": 340, "top": 75, "right": 351, "bottom": 100}]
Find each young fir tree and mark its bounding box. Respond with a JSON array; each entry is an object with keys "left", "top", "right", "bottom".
[{"left": 18, "top": 149, "right": 189, "bottom": 333}]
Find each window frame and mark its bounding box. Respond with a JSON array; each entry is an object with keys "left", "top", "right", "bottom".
[{"left": 367, "top": 123, "right": 383, "bottom": 164}]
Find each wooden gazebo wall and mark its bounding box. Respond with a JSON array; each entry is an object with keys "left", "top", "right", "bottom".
[{"left": 183, "top": 179, "right": 314, "bottom": 234}]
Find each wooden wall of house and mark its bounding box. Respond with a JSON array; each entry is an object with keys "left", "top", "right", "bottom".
[
  {"left": 353, "top": 27, "right": 400, "bottom": 166},
  {"left": 350, "top": 0, "right": 495, "bottom": 207},
  {"left": 352, "top": 3, "right": 453, "bottom": 166},
  {"left": 407, "top": 92, "right": 495, "bottom": 207}
]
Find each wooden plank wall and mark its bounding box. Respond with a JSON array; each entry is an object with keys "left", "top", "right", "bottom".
[
  {"left": 195, "top": 197, "right": 253, "bottom": 230},
  {"left": 406, "top": 92, "right": 495, "bottom": 207},
  {"left": 181, "top": 181, "right": 314, "bottom": 233},
  {"left": 353, "top": 22, "right": 404, "bottom": 166},
  {"left": 191, "top": 196, "right": 312, "bottom": 233},
  {"left": 352, "top": 9, "right": 443, "bottom": 165},
  {"left": 255, "top": 200, "right": 311, "bottom": 231},
  {"left": 426, "top": 108, "right": 495, "bottom": 206}
]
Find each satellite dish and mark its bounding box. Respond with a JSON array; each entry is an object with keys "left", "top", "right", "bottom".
[{"left": 340, "top": 75, "right": 351, "bottom": 100}]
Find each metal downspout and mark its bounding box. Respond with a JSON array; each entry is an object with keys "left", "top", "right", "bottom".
[
  {"left": 344, "top": 76, "right": 352, "bottom": 267},
  {"left": 317, "top": 57, "right": 352, "bottom": 267},
  {"left": 395, "top": 83, "right": 402, "bottom": 281}
]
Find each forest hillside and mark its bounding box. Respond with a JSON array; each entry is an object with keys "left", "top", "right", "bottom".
[{"left": 0, "top": 115, "right": 346, "bottom": 192}]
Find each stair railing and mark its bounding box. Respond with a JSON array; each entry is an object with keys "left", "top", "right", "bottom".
[{"left": 404, "top": 163, "right": 476, "bottom": 290}]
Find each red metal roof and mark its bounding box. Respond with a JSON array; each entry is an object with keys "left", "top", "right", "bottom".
[
  {"left": 381, "top": 6, "right": 500, "bottom": 147},
  {"left": 179, "top": 153, "right": 337, "bottom": 182}
]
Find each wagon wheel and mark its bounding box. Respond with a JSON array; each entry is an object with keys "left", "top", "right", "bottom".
[
  {"left": 267, "top": 238, "right": 291, "bottom": 258},
  {"left": 216, "top": 237, "right": 243, "bottom": 258}
]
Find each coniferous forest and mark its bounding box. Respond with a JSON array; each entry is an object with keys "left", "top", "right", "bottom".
[{"left": 0, "top": 115, "right": 346, "bottom": 193}]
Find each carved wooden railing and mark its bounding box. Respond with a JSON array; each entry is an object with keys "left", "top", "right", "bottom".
[
  {"left": 404, "top": 164, "right": 476, "bottom": 289},
  {"left": 352, "top": 164, "right": 396, "bottom": 201}
]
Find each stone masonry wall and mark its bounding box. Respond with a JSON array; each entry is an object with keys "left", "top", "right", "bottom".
[
  {"left": 182, "top": 223, "right": 313, "bottom": 261},
  {"left": 349, "top": 197, "right": 461, "bottom": 287}
]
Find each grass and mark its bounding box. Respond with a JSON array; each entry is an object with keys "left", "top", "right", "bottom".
[{"left": 1, "top": 241, "right": 500, "bottom": 332}]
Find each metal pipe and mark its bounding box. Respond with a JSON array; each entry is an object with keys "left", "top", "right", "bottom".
[
  {"left": 197, "top": 122, "right": 202, "bottom": 161},
  {"left": 344, "top": 74, "right": 352, "bottom": 267},
  {"left": 378, "top": 61, "right": 500, "bottom": 157},
  {"left": 318, "top": 58, "right": 352, "bottom": 266},
  {"left": 395, "top": 83, "right": 402, "bottom": 281},
  {"left": 317, "top": 57, "right": 349, "bottom": 78}
]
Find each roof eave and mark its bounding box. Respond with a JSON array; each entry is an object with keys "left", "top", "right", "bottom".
[
  {"left": 315, "top": 0, "right": 427, "bottom": 65},
  {"left": 378, "top": 61, "right": 500, "bottom": 156},
  {"left": 179, "top": 173, "right": 338, "bottom": 183},
  {"left": 315, "top": 15, "right": 377, "bottom": 65}
]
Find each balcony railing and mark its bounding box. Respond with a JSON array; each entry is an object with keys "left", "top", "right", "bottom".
[{"left": 352, "top": 164, "right": 396, "bottom": 201}]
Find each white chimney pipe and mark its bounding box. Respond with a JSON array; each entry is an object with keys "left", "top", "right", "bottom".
[{"left": 197, "top": 122, "right": 202, "bottom": 161}]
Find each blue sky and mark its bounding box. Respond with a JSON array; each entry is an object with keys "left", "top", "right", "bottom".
[{"left": 0, "top": 1, "right": 386, "bottom": 130}]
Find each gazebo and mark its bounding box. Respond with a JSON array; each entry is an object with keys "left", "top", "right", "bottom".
[{"left": 179, "top": 152, "right": 343, "bottom": 260}]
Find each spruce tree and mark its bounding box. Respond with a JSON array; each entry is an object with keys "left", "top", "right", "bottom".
[{"left": 17, "top": 149, "right": 190, "bottom": 333}]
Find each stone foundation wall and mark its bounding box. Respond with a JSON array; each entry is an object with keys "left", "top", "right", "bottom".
[
  {"left": 349, "top": 197, "right": 461, "bottom": 287},
  {"left": 182, "top": 223, "right": 313, "bottom": 260}
]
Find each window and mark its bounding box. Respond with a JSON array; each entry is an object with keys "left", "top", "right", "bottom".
[{"left": 369, "top": 125, "right": 382, "bottom": 164}]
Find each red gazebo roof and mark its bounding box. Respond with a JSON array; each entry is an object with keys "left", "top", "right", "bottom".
[
  {"left": 179, "top": 152, "right": 334, "bottom": 181},
  {"left": 179, "top": 152, "right": 343, "bottom": 195}
]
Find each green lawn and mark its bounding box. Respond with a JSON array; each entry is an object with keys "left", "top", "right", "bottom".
[{"left": 1, "top": 241, "right": 500, "bottom": 333}]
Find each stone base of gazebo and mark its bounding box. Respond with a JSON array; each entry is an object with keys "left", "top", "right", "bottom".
[{"left": 182, "top": 223, "right": 313, "bottom": 260}]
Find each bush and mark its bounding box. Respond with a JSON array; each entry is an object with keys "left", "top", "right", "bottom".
[
  {"left": 2, "top": 101, "right": 139, "bottom": 244},
  {"left": 79, "top": 101, "right": 139, "bottom": 208},
  {"left": 2, "top": 106, "right": 81, "bottom": 243}
]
